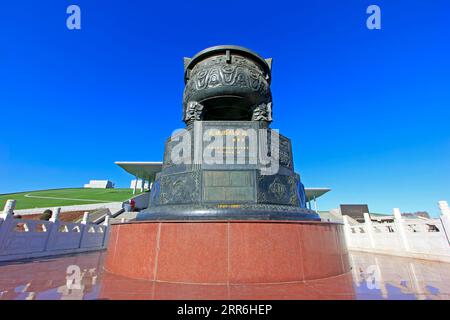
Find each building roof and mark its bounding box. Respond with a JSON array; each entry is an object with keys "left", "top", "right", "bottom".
[
  {"left": 115, "top": 161, "right": 331, "bottom": 200},
  {"left": 115, "top": 161, "right": 163, "bottom": 181},
  {"left": 305, "top": 188, "right": 331, "bottom": 201}
]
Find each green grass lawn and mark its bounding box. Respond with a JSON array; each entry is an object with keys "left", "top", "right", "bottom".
[{"left": 0, "top": 188, "right": 141, "bottom": 210}]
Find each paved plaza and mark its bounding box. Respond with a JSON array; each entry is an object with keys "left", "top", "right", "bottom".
[{"left": 0, "top": 250, "right": 448, "bottom": 300}]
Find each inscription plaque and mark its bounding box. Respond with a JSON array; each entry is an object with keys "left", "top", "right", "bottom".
[{"left": 203, "top": 171, "right": 254, "bottom": 202}]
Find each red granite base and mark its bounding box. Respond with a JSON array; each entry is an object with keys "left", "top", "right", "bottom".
[{"left": 104, "top": 220, "right": 350, "bottom": 284}]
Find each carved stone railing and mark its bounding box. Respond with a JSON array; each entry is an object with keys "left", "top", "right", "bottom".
[
  {"left": 0, "top": 200, "right": 110, "bottom": 262},
  {"left": 343, "top": 201, "right": 450, "bottom": 262}
]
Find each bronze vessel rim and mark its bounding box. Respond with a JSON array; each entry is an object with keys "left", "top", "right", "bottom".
[{"left": 184, "top": 45, "right": 271, "bottom": 83}]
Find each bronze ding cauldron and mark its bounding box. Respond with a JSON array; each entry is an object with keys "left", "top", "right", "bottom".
[{"left": 182, "top": 45, "right": 273, "bottom": 124}]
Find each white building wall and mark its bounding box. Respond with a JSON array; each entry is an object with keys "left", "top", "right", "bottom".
[
  {"left": 130, "top": 179, "right": 149, "bottom": 190},
  {"left": 84, "top": 180, "right": 114, "bottom": 189}
]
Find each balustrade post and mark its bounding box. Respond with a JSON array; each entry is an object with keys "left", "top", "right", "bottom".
[
  {"left": 103, "top": 215, "right": 110, "bottom": 226},
  {"left": 0, "top": 199, "right": 15, "bottom": 221},
  {"left": 342, "top": 215, "right": 353, "bottom": 248},
  {"left": 50, "top": 208, "right": 61, "bottom": 223},
  {"left": 364, "top": 212, "right": 376, "bottom": 249},
  {"left": 393, "top": 208, "right": 410, "bottom": 251},
  {"left": 101, "top": 215, "right": 112, "bottom": 248},
  {"left": 44, "top": 207, "right": 62, "bottom": 251},
  {"left": 438, "top": 201, "right": 450, "bottom": 244},
  {"left": 76, "top": 212, "right": 90, "bottom": 249},
  {"left": 0, "top": 200, "right": 16, "bottom": 249},
  {"left": 81, "top": 212, "right": 89, "bottom": 225}
]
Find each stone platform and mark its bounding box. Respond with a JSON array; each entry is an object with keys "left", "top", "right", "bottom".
[
  {"left": 104, "top": 220, "right": 350, "bottom": 283},
  {"left": 2, "top": 250, "right": 450, "bottom": 299}
]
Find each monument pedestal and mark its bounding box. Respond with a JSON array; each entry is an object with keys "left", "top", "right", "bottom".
[
  {"left": 104, "top": 220, "right": 350, "bottom": 283},
  {"left": 105, "top": 46, "right": 350, "bottom": 289}
]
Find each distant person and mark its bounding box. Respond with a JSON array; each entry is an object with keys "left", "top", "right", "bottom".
[
  {"left": 39, "top": 209, "right": 52, "bottom": 221},
  {"left": 130, "top": 199, "right": 136, "bottom": 212}
]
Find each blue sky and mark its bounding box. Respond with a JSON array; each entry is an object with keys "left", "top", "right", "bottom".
[{"left": 0, "top": 0, "right": 449, "bottom": 216}]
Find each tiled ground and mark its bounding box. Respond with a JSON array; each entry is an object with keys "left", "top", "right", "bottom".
[{"left": 0, "top": 250, "right": 449, "bottom": 300}]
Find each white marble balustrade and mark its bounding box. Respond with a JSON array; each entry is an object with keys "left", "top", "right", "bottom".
[{"left": 0, "top": 200, "right": 110, "bottom": 262}]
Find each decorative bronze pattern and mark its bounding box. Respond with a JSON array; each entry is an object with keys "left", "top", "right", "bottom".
[
  {"left": 183, "top": 53, "right": 272, "bottom": 124},
  {"left": 158, "top": 171, "right": 201, "bottom": 205},
  {"left": 257, "top": 173, "right": 300, "bottom": 206},
  {"left": 279, "top": 136, "right": 292, "bottom": 169}
]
